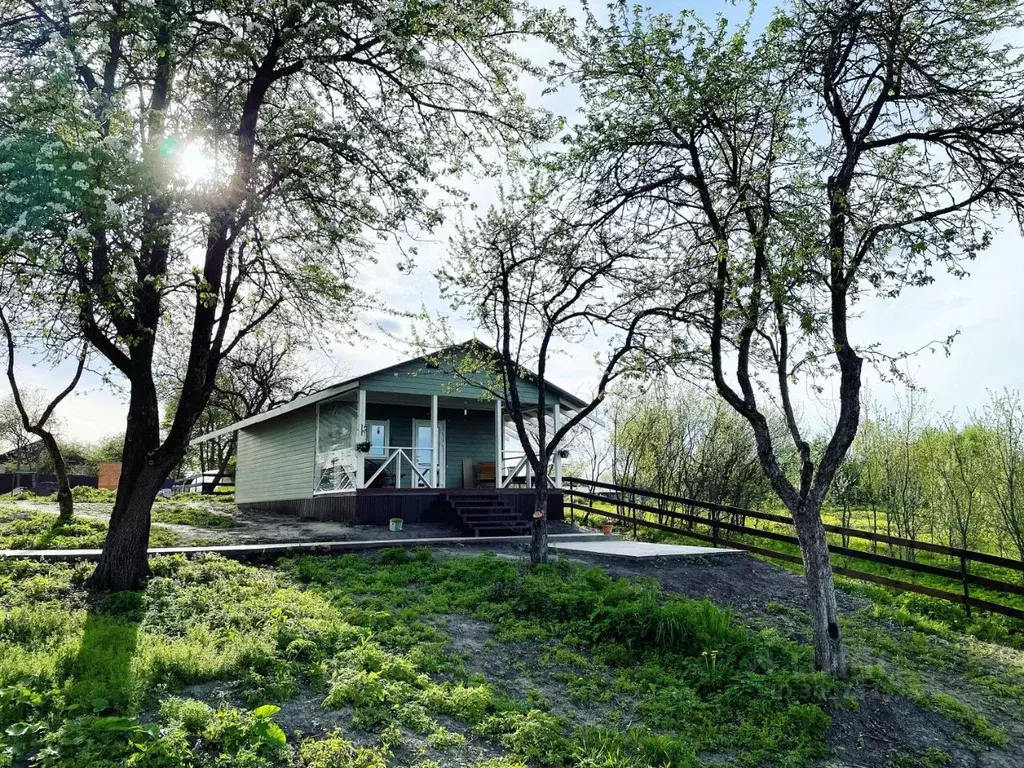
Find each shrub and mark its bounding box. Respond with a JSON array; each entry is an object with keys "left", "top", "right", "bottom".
[{"left": 475, "top": 710, "right": 570, "bottom": 766}]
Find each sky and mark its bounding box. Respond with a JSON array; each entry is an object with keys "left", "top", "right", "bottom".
[{"left": 2, "top": 0, "right": 1022, "bottom": 446}]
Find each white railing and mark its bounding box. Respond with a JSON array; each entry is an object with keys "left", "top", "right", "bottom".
[
  {"left": 364, "top": 446, "right": 437, "bottom": 489},
  {"left": 499, "top": 449, "right": 560, "bottom": 489}
]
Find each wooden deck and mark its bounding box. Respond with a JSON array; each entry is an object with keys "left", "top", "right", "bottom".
[{"left": 240, "top": 488, "right": 564, "bottom": 526}]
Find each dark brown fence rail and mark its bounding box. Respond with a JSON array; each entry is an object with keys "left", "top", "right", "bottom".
[{"left": 563, "top": 476, "right": 1024, "bottom": 623}]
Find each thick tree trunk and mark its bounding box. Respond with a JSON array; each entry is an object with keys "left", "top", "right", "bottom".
[
  {"left": 90, "top": 387, "right": 168, "bottom": 592},
  {"left": 38, "top": 430, "right": 73, "bottom": 521},
  {"left": 90, "top": 465, "right": 166, "bottom": 591},
  {"left": 794, "top": 501, "right": 847, "bottom": 676}
]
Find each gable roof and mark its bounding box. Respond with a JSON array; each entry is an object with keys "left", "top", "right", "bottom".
[{"left": 191, "top": 341, "right": 589, "bottom": 445}]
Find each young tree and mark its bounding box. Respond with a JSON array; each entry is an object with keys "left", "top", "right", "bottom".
[
  {"left": 165, "top": 327, "right": 335, "bottom": 493},
  {"left": 0, "top": 308, "right": 85, "bottom": 519},
  {"left": 432, "top": 180, "right": 701, "bottom": 563},
  {"left": 0, "top": 0, "right": 560, "bottom": 590},
  {"left": 932, "top": 417, "right": 991, "bottom": 553},
  {"left": 984, "top": 389, "right": 1024, "bottom": 564},
  {"left": 878, "top": 392, "right": 930, "bottom": 558},
  {"left": 561, "top": 0, "right": 1024, "bottom": 674}
]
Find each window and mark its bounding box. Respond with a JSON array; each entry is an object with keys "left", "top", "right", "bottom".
[
  {"left": 315, "top": 399, "right": 357, "bottom": 493},
  {"left": 366, "top": 421, "right": 388, "bottom": 457}
]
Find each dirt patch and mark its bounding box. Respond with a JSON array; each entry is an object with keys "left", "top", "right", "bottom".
[
  {"left": 438, "top": 614, "right": 622, "bottom": 728},
  {"left": 827, "top": 689, "right": 1017, "bottom": 768}
]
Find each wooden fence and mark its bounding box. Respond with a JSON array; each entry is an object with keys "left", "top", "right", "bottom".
[{"left": 563, "top": 476, "right": 1024, "bottom": 623}]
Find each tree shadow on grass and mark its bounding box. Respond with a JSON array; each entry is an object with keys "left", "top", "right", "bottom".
[{"left": 66, "top": 593, "right": 144, "bottom": 713}]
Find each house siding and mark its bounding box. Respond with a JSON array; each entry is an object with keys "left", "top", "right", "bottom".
[
  {"left": 360, "top": 361, "right": 543, "bottom": 403},
  {"left": 235, "top": 405, "right": 316, "bottom": 504}
]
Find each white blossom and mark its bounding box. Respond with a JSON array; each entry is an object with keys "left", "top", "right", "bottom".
[{"left": 71, "top": 161, "right": 89, "bottom": 171}]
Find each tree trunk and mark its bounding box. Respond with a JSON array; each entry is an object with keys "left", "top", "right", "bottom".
[
  {"left": 90, "top": 465, "right": 166, "bottom": 591},
  {"left": 37, "top": 430, "right": 73, "bottom": 521},
  {"left": 202, "top": 439, "right": 235, "bottom": 495},
  {"left": 794, "top": 501, "right": 847, "bottom": 676},
  {"left": 90, "top": 387, "right": 168, "bottom": 592},
  {"left": 530, "top": 482, "right": 549, "bottom": 564}
]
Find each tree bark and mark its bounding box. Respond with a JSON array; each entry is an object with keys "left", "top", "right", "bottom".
[
  {"left": 90, "top": 385, "right": 167, "bottom": 592},
  {"left": 794, "top": 501, "right": 846, "bottom": 675},
  {"left": 531, "top": 480, "right": 549, "bottom": 564},
  {"left": 202, "top": 439, "right": 235, "bottom": 495},
  {"left": 90, "top": 464, "right": 167, "bottom": 591},
  {"left": 38, "top": 431, "right": 73, "bottom": 521}
]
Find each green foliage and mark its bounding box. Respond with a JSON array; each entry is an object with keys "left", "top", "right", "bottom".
[
  {"left": 0, "top": 510, "right": 178, "bottom": 550},
  {"left": 151, "top": 504, "right": 236, "bottom": 529},
  {"left": 475, "top": 710, "right": 570, "bottom": 766},
  {"left": 886, "top": 747, "right": 954, "bottom": 768},
  {"left": 0, "top": 550, "right": 1010, "bottom": 765}
]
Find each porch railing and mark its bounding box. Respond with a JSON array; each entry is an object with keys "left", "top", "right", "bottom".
[
  {"left": 364, "top": 446, "right": 437, "bottom": 489},
  {"left": 499, "top": 450, "right": 560, "bottom": 489}
]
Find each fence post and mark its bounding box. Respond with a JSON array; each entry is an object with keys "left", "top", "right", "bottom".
[
  {"left": 632, "top": 492, "right": 638, "bottom": 540},
  {"left": 712, "top": 509, "right": 720, "bottom": 548},
  {"left": 960, "top": 555, "right": 972, "bottom": 618}
]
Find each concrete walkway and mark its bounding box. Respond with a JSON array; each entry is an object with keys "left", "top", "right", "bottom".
[
  {"left": 549, "top": 539, "right": 744, "bottom": 560},
  {"left": 0, "top": 532, "right": 613, "bottom": 563}
]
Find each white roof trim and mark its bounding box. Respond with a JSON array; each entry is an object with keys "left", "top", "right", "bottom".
[{"left": 190, "top": 381, "right": 359, "bottom": 445}]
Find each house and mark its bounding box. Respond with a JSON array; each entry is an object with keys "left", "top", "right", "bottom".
[{"left": 192, "top": 343, "right": 588, "bottom": 533}]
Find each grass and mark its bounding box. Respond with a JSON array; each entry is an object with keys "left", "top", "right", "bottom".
[
  {"left": 0, "top": 550, "right": 868, "bottom": 767},
  {"left": 0, "top": 549, "right": 1014, "bottom": 767},
  {"left": 151, "top": 505, "right": 236, "bottom": 529},
  {"left": 570, "top": 500, "right": 1024, "bottom": 646},
  {"left": 0, "top": 509, "right": 179, "bottom": 550}
]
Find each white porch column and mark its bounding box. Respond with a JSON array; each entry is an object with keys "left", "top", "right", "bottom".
[
  {"left": 430, "top": 394, "right": 439, "bottom": 488},
  {"left": 494, "top": 398, "right": 502, "bottom": 487},
  {"left": 356, "top": 389, "right": 366, "bottom": 488},
  {"left": 553, "top": 402, "right": 562, "bottom": 489}
]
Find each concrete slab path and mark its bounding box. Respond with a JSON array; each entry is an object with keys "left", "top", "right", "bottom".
[
  {"left": 0, "top": 532, "right": 615, "bottom": 563},
  {"left": 549, "top": 539, "right": 744, "bottom": 560}
]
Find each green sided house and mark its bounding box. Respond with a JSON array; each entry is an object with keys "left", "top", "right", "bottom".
[{"left": 192, "top": 343, "right": 587, "bottom": 534}]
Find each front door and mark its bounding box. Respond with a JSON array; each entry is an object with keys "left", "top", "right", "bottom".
[{"left": 412, "top": 419, "right": 446, "bottom": 487}]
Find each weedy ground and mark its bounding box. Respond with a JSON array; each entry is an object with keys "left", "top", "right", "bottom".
[{"left": 1, "top": 546, "right": 1023, "bottom": 768}]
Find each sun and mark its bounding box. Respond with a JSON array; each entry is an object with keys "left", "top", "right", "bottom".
[{"left": 177, "top": 140, "right": 216, "bottom": 185}]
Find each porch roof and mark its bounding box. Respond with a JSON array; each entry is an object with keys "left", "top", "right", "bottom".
[{"left": 192, "top": 341, "right": 589, "bottom": 445}]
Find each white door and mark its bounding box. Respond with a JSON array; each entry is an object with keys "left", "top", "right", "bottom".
[{"left": 412, "top": 419, "right": 446, "bottom": 487}]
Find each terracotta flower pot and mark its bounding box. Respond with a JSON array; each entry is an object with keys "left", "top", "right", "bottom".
[{"left": 602, "top": 523, "right": 613, "bottom": 535}]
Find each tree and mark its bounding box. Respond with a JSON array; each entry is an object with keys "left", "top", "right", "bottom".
[
  {"left": 932, "top": 417, "right": 991, "bottom": 554},
  {"left": 0, "top": 310, "right": 85, "bottom": 519},
  {"left": 984, "top": 389, "right": 1024, "bottom": 564},
  {"left": 431, "top": 180, "right": 700, "bottom": 563},
  {"left": 0, "top": 0, "right": 561, "bottom": 590},
  {"left": 168, "top": 328, "right": 337, "bottom": 492},
  {"left": 877, "top": 391, "right": 930, "bottom": 558},
  {"left": 561, "top": 0, "right": 1024, "bottom": 674}
]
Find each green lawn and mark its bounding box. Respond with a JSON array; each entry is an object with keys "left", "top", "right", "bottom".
[{"left": 4, "top": 548, "right": 1003, "bottom": 768}]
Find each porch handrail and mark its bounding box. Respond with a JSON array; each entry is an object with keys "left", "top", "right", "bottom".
[{"left": 365, "top": 445, "right": 436, "bottom": 489}]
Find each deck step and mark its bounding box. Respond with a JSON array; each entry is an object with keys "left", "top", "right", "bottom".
[{"left": 446, "top": 494, "right": 529, "bottom": 537}]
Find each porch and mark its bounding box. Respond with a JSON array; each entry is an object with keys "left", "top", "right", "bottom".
[
  {"left": 277, "top": 486, "right": 565, "bottom": 531},
  {"left": 313, "top": 389, "right": 568, "bottom": 494}
]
